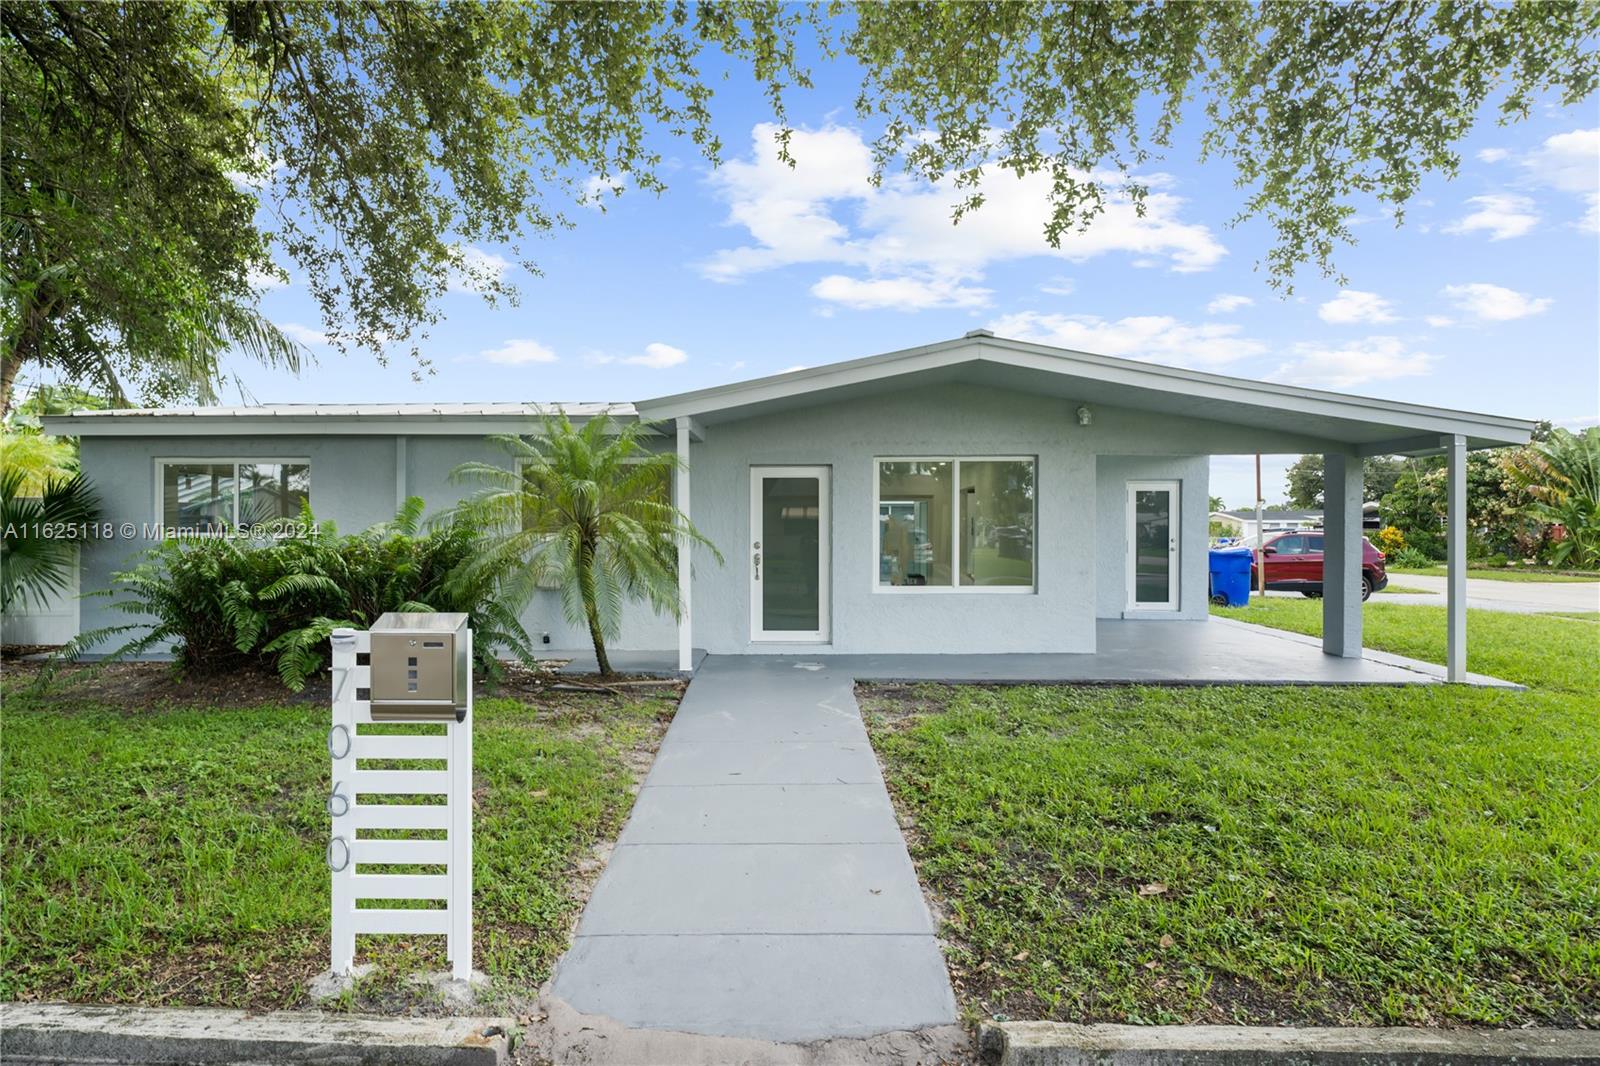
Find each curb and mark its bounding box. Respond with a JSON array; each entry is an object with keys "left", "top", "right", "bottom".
[
  {"left": 979, "top": 1021, "right": 1600, "bottom": 1066},
  {"left": 0, "top": 1003, "right": 512, "bottom": 1065}
]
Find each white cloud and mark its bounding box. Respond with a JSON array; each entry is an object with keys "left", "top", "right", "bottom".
[
  {"left": 1444, "top": 193, "right": 1539, "bottom": 240},
  {"left": 1555, "top": 413, "right": 1600, "bottom": 429},
  {"left": 1039, "top": 276, "right": 1076, "bottom": 296},
  {"left": 1317, "top": 289, "right": 1398, "bottom": 324},
  {"left": 624, "top": 342, "right": 688, "bottom": 369},
  {"left": 481, "top": 339, "right": 557, "bottom": 365},
  {"left": 811, "top": 274, "right": 991, "bottom": 311},
  {"left": 1206, "top": 293, "right": 1254, "bottom": 314},
  {"left": 1476, "top": 147, "right": 1510, "bottom": 163},
  {"left": 988, "top": 311, "right": 1266, "bottom": 369},
  {"left": 277, "top": 322, "right": 328, "bottom": 346},
  {"left": 778, "top": 364, "right": 811, "bottom": 374},
  {"left": 1440, "top": 282, "right": 1552, "bottom": 322},
  {"left": 582, "top": 172, "right": 628, "bottom": 208},
  {"left": 702, "top": 123, "right": 1226, "bottom": 311},
  {"left": 1424, "top": 314, "right": 1455, "bottom": 328},
  {"left": 1523, "top": 128, "right": 1599, "bottom": 194},
  {"left": 448, "top": 246, "right": 513, "bottom": 294},
  {"left": 1268, "top": 336, "right": 1437, "bottom": 389},
  {"left": 248, "top": 269, "right": 288, "bottom": 292},
  {"left": 585, "top": 342, "right": 689, "bottom": 369}
]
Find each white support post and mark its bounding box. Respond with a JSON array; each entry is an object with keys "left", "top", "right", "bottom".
[
  {"left": 328, "top": 628, "right": 360, "bottom": 975},
  {"left": 448, "top": 629, "right": 473, "bottom": 980},
  {"left": 1445, "top": 434, "right": 1467, "bottom": 681},
  {"left": 1322, "top": 451, "right": 1364, "bottom": 658},
  {"left": 676, "top": 417, "right": 693, "bottom": 674}
]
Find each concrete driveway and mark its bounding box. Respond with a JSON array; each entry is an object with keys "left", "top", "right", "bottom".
[{"left": 1376, "top": 573, "right": 1600, "bottom": 614}]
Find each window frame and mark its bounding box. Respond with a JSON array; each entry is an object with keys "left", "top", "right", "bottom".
[
  {"left": 872, "top": 455, "right": 1037, "bottom": 595},
  {"left": 153, "top": 457, "right": 311, "bottom": 531}
]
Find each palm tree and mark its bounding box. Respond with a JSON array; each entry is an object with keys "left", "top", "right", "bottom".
[
  {"left": 447, "top": 413, "right": 720, "bottom": 676},
  {"left": 1503, "top": 426, "right": 1600, "bottom": 569},
  {"left": 1, "top": 468, "right": 101, "bottom": 612}
]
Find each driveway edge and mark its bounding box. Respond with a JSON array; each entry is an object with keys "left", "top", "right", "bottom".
[
  {"left": 979, "top": 1021, "right": 1600, "bottom": 1065},
  {"left": 0, "top": 1002, "right": 512, "bottom": 1065}
]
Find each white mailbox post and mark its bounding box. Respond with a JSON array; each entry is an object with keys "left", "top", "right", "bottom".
[{"left": 328, "top": 614, "right": 474, "bottom": 981}]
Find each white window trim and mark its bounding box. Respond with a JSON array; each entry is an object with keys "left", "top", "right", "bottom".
[
  {"left": 153, "top": 457, "right": 311, "bottom": 529},
  {"left": 872, "top": 455, "right": 1037, "bottom": 595},
  {"left": 1124, "top": 479, "right": 1181, "bottom": 613}
]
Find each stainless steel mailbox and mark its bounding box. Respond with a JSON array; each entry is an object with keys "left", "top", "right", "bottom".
[{"left": 368, "top": 612, "right": 470, "bottom": 722}]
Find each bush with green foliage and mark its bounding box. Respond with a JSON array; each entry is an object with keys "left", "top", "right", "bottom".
[
  {"left": 1388, "top": 546, "right": 1436, "bottom": 570},
  {"left": 59, "top": 499, "right": 533, "bottom": 689}
]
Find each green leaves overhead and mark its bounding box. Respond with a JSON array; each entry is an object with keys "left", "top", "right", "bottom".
[{"left": 4, "top": 2, "right": 1597, "bottom": 415}]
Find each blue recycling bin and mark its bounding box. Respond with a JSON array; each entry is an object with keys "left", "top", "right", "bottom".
[{"left": 1208, "top": 547, "right": 1253, "bottom": 606}]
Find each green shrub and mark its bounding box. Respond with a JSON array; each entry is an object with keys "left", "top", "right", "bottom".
[
  {"left": 1389, "top": 546, "right": 1436, "bottom": 570},
  {"left": 59, "top": 498, "right": 533, "bottom": 689}
]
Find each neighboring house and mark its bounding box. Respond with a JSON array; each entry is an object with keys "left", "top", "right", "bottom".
[
  {"left": 37, "top": 331, "right": 1533, "bottom": 681},
  {"left": 1210, "top": 508, "right": 1323, "bottom": 545}
]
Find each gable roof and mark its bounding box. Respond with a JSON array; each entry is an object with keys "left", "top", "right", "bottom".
[{"left": 636, "top": 332, "right": 1535, "bottom": 454}]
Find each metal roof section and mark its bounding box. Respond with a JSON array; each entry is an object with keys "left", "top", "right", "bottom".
[
  {"left": 43, "top": 401, "right": 638, "bottom": 437},
  {"left": 43, "top": 334, "right": 1538, "bottom": 452},
  {"left": 633, "top": 334, "right": 1537, "bottom": 453}
]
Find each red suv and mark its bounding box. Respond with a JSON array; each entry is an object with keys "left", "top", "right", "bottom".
[{"left": 1251, "top": 531, "right": 1389, "bottom": 601}]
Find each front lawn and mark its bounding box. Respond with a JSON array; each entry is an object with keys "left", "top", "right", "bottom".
[
  {"left": 1, "top": 664, "right": 676, "bottom": 1011},
  {"left": 1390, "top": 566, "right": 1598, "bottom": 583},
  {"left": 861, "top": 604, "right": 1599, "bottom": 1027}
]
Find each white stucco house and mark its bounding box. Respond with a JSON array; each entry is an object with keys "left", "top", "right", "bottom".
[{"left": 37, "top": 332, "right": 1534, "bottom": 682}]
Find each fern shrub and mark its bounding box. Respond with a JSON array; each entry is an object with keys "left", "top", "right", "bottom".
[{"left": 63, "top": 498, "right": 533, "bottom": 689}]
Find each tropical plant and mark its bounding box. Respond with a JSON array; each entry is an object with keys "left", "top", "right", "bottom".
[
  {"left": 0, "top": 468, "right": 100, "bottom": 613},
  {"left": 53, "top": 499, "right": 534, "bottom": 689},
  {"left": 1388, "top": 546, "right": 1434, "bottom": 571},
  {"left": 448, "top": 414, "right": 721, "bottom": 677},
  {"left": 1373, "top": 526, "right": 1406, "bottom": 557},
  {"left": 1503, "top": 427, "right": 1600, "bottom": 569}
]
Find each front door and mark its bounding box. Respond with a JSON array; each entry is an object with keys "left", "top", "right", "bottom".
[
  {"left": 1126, "top": 480, "right": 1180, "bottom": 611},
  {"left": 750, "top": 466, "right": 831, "bottom": 642}
]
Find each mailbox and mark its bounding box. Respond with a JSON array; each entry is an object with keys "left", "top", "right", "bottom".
[{"left": 368, "top": 612, "right": 470, "bottom": 722}]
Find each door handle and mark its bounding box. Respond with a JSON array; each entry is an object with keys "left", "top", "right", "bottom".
[{"left": 753, "top": 541, "right": 761, "bottom": 580}]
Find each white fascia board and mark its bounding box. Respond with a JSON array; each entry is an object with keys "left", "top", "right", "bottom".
[
  {"left": 636, "top": 335, "right": 1537, "bottom": 446},
  {"left": 42, "top": 414, "right": 651, "bottom": 438}
]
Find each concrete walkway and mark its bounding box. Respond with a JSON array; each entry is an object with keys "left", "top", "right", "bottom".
[
  {"left": 1377, "top": 573, "right": 1600, "bottom": 615},
  {"left": 547, "top": 656, "right": 958, "bottom": 1043}
]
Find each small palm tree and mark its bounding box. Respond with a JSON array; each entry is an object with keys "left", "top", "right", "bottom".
[
  {"left": 1, "top": 468, "right": 101, "bottom": 612},
  {"left": 447, "top": 413, "right": 720, "bottom": 676}
]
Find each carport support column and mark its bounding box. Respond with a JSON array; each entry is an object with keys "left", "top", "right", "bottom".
[
  {"left": 675, "top": 417, "right": 693, "bottom": 674},
  {"left": 1321, "top": 451, "right": 1363, "bottom": 658},
  {"left": 1445, "top": 433, "right": 1467, "bottom": 682}
]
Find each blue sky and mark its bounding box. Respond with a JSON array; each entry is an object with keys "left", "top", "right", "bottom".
[{"left": 226, "top": 46, "right": 1598, "bottom": 511}]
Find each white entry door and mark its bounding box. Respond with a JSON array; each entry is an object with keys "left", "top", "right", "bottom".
[
  {"left": 750, "top": 466, "right": 831, "bottom": 642},
  {"left": 1126, "top": 480, "right": 1180, "bottom": 611}
]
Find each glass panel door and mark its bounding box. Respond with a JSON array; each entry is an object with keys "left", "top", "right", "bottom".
[
  {"left": 750, "top": 467, "right": 831, "bottom": 641},
  {"left": 1128, "top": 481, "right": 1180, "bottom": 610}
]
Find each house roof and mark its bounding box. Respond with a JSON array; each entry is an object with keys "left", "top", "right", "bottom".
[
  {"left": 1214, "top": 509, "right": 1323, "bottom": 521},
  {"left": 43, "top": 401, "right": 637, "bottom": 437},
  {"left": 636, "top": 332, "right": 1535, "bottom": 453},
  {"left": 45, "top": 332, "right": 1537, "bottom": 452}
]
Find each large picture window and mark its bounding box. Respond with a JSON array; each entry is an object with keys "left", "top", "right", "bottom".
[
  {"left": 158, "top": 460, "right": 310, "bottom": 532},
  {"left": 876, "top": 457, "right": 1035, "bottom": 591}
]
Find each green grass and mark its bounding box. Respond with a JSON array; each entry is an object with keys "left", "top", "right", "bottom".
[
  {"left": 1390, "top": 566, "right": 1598, "bottom": 583},
  {"left": 0, "top": 680, "right": 673, "bottom": 1009},
  {"left": 1374, "top": 584, "right": 1429, "bottom": 594},
  {"left": 862, "top": 605, "right": 1600, "bottom": 1027}
]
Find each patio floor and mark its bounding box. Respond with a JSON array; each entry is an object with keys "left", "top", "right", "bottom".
[{"left": 543, "top": 617, "right": 1518, "bottom": 687}]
